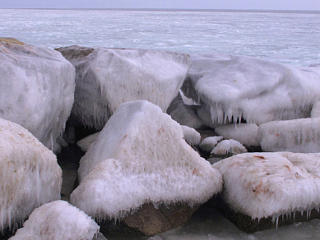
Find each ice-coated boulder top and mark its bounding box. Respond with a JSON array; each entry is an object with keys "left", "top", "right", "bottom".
[
  {"left": 181, "top": 125, "right": 201, "bottom": 146},
  {"left": 71, "top": 100, "right": 222, "bottom": 220},
  {"left": 185, "top": 54, "right": 320, "bottom": 125},
  {"left": 214, "top": 152, "right": 320, "bottom": 220},
  {"left": 199, "top": 136, "right": 223, "bottom": 153},
  {"left": 57, "top": 46, "right": 191, "bottom": 129},
  {"left": 9, "top": 200, "right": 99, "bottom": 240},
  {"left": 77, "top": 132, "right": 99, "bottom": 152},
  {"left": 211, "top": 139, "right": 247, "bottom": 156},
  {"left": 0, "top": 118, "right": 62, "bottom": 231}
]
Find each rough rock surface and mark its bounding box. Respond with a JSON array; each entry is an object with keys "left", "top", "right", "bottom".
[
  {"left": 0, "top": 118, "right": 62, "bottom": 232},
  {"left": 57, "top": 46, "right": 190, "bottom": 129},
  {"left": 0, "top": 39, "right": 75, "bottom": 150}
]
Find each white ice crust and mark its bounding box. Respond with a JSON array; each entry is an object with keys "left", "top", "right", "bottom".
[
  {"left": 0, "top": 118, "right": 62, "bottom": 231},
  {"left": 181, "top": 125, "right": 201, "bottom": 146},
  {"left": 9, "top": 200, "right": 99, "bottom": 240},
  {"left": 77, "top": 133, "right": 99, "bottom": 152},
  {"left": 71, "top": 100, "right": 222, "bottom": 220},
  {"left": 311, "top": 101, "right": 320, "bottom": 118},
  {"left": 0, "top": 40, "right": 75, "bottom": 150},
  {"left": 184, "top": 54, "right": 320, "bottom": 126},
  {"left": 215, "top": 124, "right": 260, "bottom": 147},
  {"left": 214, "top": 152, "right": 320, "bottom": 220},
  {"left": 211, "top": 139, "right": 247, "bottom": 156},
  {"left": 259, "top": 118, "right": 320, "bottom": 153},
  {"left": 199, "top": 136, "right": 223, "bottom": 153},
  {"left": 60, "top": 46, "right": 190, "bottom": 129}
]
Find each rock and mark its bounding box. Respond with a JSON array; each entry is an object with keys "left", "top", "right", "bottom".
[
  {"left": 181, "top": 125, "right": 201, "bottom": 146},
  {"left": 199, "top": 136, "right": 223, "bottom": 153},
  {"left": 71, "top": 100, "right": 222, "bottom": 235},
  {"left": 57, "top": 46, "right": 190, "bottom": 129},
  {"left": 0, "top": 39, "right": 75, "bottom": 151},
  {"left": 211, "top": 139, "right": 247, "bottom": 157},
  {"left": 92, "top": 232, "right": 108, "bottom": 240},
  {"left": 77, "top": 132, "right": 99, "bottom": 152},
  {"left": 9, "top": 200, "right": 99, "bottom": 240},
  {"left": 259, "top": 118, "right": 320, "bottom": 153},
  {"left": 0, "top": 118, "right": 62, "bottom": 232},
  {"left": 213, "top": 152, "right": 320, "bottom": 232},
  {"left": 215, "top": 124, "right": 260, "bottom": 147},
  {"left": 183, "top": 54, "right": 320, "bottom": 126}
]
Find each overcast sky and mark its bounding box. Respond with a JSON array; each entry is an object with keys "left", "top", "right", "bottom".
[{"left": 1, "top": 0, "right": 320, "bottom": 11}]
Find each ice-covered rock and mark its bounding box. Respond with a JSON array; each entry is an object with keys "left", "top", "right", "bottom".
[
  {"left": 259, "top": 118, "right": 320, "bottom": 153},
  {"left": 211, "top": 139, "right": 247, "bottom": 156},
  {"left": 77, "top": 132, "right": 99, "bottom": 152},
  {"left": 0, "top": 118, "right": 62, "bottom": 231},
  {"left": 215, "top": 124, "right": 260, "bottom": 147},
  {"left": 181, "top": 125, "right": 201, "bottom": 146},
  {"left": 311, "top": 101, "right": 320, "bottom": 118},
  {"left": 214, "top": 152, "right": 320, "bottom": 227},
  {"left": 57, "top": 46, "right": 190, "bottom": 129},
  {"left": 9, "top": 200, "right": 99, "bottom": 240},
  {"left": 199, "top": 136, "right": 223, "bottom": 153},
  {"left": 71, "top": 100, "right": 222, "bottom": 235},
  {"left": 184, "top": 54, "right": 320, "bottom": 126},
  {"left": 0, "top": 39, "right": 75, "bottom": 150}
]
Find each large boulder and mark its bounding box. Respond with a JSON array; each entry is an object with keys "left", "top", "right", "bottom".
[
  {"left": 0, "top": 39, "right": 75, "bottom": 150},
  {"left": 0, "top": 118, "right": 62, "bottom": 232},
  {"left": 57, "top": 46, "right": 190, "bottom": 129},
  {"left": 9, "top": 201, "right": 100, "bottom": 240},
  {"left": 183, "top": 54, "right": 320, "bottom": 126},
  {"left": 71, "top": 100, "right": 222, "bottom": 235},
  {"left": 259, "top": 118, "right": 320, "bottom": 153}
]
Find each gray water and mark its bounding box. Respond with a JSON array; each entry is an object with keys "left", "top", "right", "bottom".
[{"left": 0, "top": 9, "right": 319, "bottom": 66}]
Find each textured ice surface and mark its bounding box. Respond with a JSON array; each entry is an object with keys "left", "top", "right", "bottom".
[
  {"left": 211, "top": 139, "right": 247, "bottom": 156},
  {"left": 311, "top": 101, "right": 320, "bottom": 118},
  {"left": 181, "top": 125, "right": 201, "bottom": 146},
  {"left": 77, "top": 132, "right": 99, "bottom": 152},
  {"left": 0, "top": 118, "right": 62, "bottom": 231},
  {"left": 199, "top": 136, "right": 223, "bottom": 153},
  {"left": 215, "top": 124, "right": 260, "bottom": 147},
  {"left": 58, "top": 46, "right": 190, "bottom": 129},
  {"left": 9, "top": 200, "right": 99, "bottom": 240},
  {"left": 214, "top": 152, "right": 320, "bottom": 220},
  {"left": 71, "top": 100, "right": 222, "bottom": 220},
  {"left": 259, "top": 118, "right": 320, "bottom": 153},
  {"left": 184, "top": 54, "right": 320, "bottom": 126},
  {"left": 0, "top": 39, "right": 75, "bottom": 150}
]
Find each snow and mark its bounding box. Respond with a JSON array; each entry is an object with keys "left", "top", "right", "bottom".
[
  {"left": 9, "top": 200, "right": 99, "bottom": 240},
  {"left": 0, "top": 118, "right": 62, "bottom": 231},
  {"left": 214, "top": 152, "right": 320, "bottom": 220},
  {"left": 259, "top": 118, "right": 320, "bottom": 153},
  {"left": 0, "top": 39, "right": 75, "bottom": 151},
  {"left": 184, "top": 54, "right": 320, "bottom": 126},
  {"left": 215, "top": 124, "right": 260, "bottom": 147},
  {"left": 77, "top": 132, "right": 99, "bottom": 152},
  {"left": 181, "top": 125, "right": 201, "bottom": 146},
  {"left": 71, "top": 100, "right": 222, "bottom": 220},
  {"left": 211, "top": 139, "right": 247, "bottom": 156},
  {"left": 199, "top": 136, "right": 223, "bottom": 153},
  {"left": 58, "top": 46, "right": 190, "bottom": 129}
]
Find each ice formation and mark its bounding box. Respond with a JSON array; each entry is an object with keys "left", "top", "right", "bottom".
[
  {"left": 9, "top": 200, "right": 99, "bottom": 240},
  {"left": 181, "top": 125, "right": 201, "bottom": 146},
  {"left": 0, "top": 118, "right": 62, "bottom": 231},
  {"left": 71, "top": 100, "right": 222, "bottom": 220},
  {"left": 311, "top": 101, "right": 320, "bottom": 118},
  {"left": 214, "top": 152, "right": 320, "bottom": 220},
  {"left": 77, "top": 132, "right": 99, "bottom": 152},
  {"left": 215, "top": 124, "right": 260, "bottom": 147},
  {"left": 259, "top": 118, "right": 320, "bottom": 153},
  {"left": 183, "top": 54, "right": 320, "bottom": 126},
  {"left": 58, "top": 46, "right": 190, "bottom": 129},
  {"left": 199, "top": 136, "right": 223, "bottom": 153},
  {"left": 211, "top": 139, "right": 247, "bottom": 156},
  {"left": 0, "top": 39, "right": 75, "bottom": 150}
]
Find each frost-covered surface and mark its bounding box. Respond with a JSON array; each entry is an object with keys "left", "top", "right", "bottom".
[
  {"left": 0, "top": 118, "right": 62, "bottom": 231},
  {"left": 9, "top": 200, "right": 99, "bottom": 240},
  {"left": 311, "top": 101, "right": 320, "bottom": 118},
  {"left": 71, "top": 100, "right": 222, "bottom": 220},
  {"left": 199, "top": 136, "right": 223, "bottom": 153},
  {"left": 77, "top": 132, "right": 99, "bottom": 152},
  {"left": 215, "top": 124, "right": 260, "bottom": 147},
  {"left": 184, "top": 54, "right": 320, "bottom": 126},
  {"left": 58, "top": 46, "right": 190, "bottom": 129},
  {"left": 181, "top": 125, "right": 201, "bottom": 146},
  {"left": 259, "top": 118, "right": 320, "bottom": 153},
  {"left": 0, "top": 39, "right": 75, "bottom": 150},
  {"left": 211, "top": 139, "right": 247, "bottom": 156},
  {"left": 214, "top": 152, "right": 320, "bottom": 220}
]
